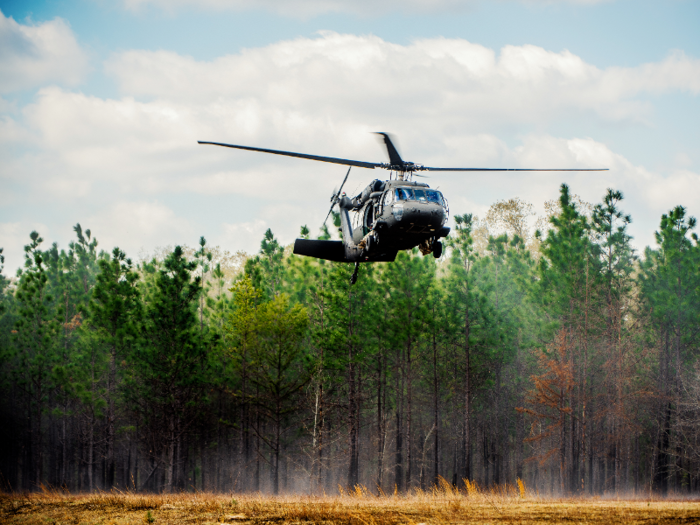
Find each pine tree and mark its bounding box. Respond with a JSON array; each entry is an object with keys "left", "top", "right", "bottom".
[
  {"left": 317, "top": 260, "right": 374, "bottom": 489},
  {"left": 517, "top": 329, "right": 575, "bottom": 493},
  {"left": 11, "top": 232, "right": 60, "bottom": 489},
  {"left": 639, "top": 206, "right": 700, "bottom": 493},
  {"left": 591, "top": 189, "right": 636, "bottom": 491},
  {"left": 444, "top": 214, "right": 492, "bottom": 482},
  {"left": 50, "top": 224, "right": 102, "bottom": 488},
  {"left": 249, "top": 293, "right": 310, "bottom": 494},
  {"left": 478, "top": 233, "right": 537, "bottom": 484},
  {"left": 246, "top": 229, "right": 285, "bottom": 298},
  {"left": 380, "top": 250, "right": 436, "bottom": 489},
  {"left": 0, "top": 245, "right": 13, "bottom": 363},
  {"left": 88, "top": 247, "right": 140, "bottom": 489},
  {"left": 128, "top": 246, "right": 213, "bottom": 493},
  {"left": 537, "top": 184, "right": 598, "bottom": 493},
  {"left": 225, "top": 277, "right": 262, "bottom": 491}
]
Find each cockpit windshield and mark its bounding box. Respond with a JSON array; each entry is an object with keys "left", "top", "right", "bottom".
[
  {"left": 394, "top": 187, "right": 444, "bottom": 206},
  {"left": 395, "top": 188, "right": 412, "bottom": 201}
]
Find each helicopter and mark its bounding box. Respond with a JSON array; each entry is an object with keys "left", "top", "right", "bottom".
[{"left": 199, "top": 133, "right": 607, "bottom": 284}]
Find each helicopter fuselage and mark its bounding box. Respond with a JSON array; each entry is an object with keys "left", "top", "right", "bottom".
[{"left": 294, "top": 178, "right": 450, "bottom": 264}]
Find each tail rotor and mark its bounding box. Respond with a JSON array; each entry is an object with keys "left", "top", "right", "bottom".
[{"left": 323, "top": 167, "right": 351, "bottom": 225}]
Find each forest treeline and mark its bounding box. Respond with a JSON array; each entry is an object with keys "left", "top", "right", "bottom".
[{"left": 1, "top": 184, "right": 699, "bottom": 495}]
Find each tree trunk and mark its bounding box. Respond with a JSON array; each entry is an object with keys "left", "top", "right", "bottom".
[
  {"left": 433, "top": 333, "right": 440, "bottom": 485},
  {"left": 165, "top": 417, "right": 175, "bottom": 493},
  {"left": 376, "top": 345, "right": 384, "bottom": 492},
  {"left": 515, "top": 344, "right": 524, "bottom": 481},
  {"left": 317, "top": 383, "right": 324, "bottom": 493},
  {"left": 60, "top": 401, "right": 67, "bottom": 488},
  {"left": 463, "top": 317, "right": 471, "bottom": 482},
  {"left": 273, "top": 404, "right": 280, "bottom": 495},
  {"left": 348, "top": 343, "right": 358, "bottom": 487},
  {"left": 406, "top": 338, "right": 413, "bottom": 489},
  {"left": 347, "top": 289, "right": 359, "bottom": 488},
  {"left": 87, "top": 413, "right": 94, "bottom": 491},
  {"left": 106, "top": 344, "right": 116, "bottom": 489},
  {"left": 255, "top": 386, "right": 260, "bottom": 492},
  {"left": 242, "top": 356, "right": 250, "bottom": 491},
  {"left": 394, "top": 346, "right": 404, "bottom": 491}
]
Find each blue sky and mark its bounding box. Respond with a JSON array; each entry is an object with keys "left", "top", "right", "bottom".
[
  {"left": 4, "top": 1, "right": 698, "bottom": 67},
  {"left": 1, "top": 0, "right": 699, "bottom": 273}
]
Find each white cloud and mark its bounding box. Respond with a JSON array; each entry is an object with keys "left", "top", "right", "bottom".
[
  {"left": 641, "top": 168, "right": 700, "bottom": 215},
  {"left": 220, "top": 219, "right": 269, "bottom": 255},
  {"left": 0, "top": 115, "right": 29, "bottom": 143},
  {"left": 23, "top": 88, "right": 203, "bottom": 182},
  {"left": 0, "top": 10, "right": 87, "bottom": 93},
  {"left": 105, "top": 33, "right": 700, "bottom": 128},
  {"left": 85, "top": 201, "right": 195, "bottom": 260},
  {"left": 2, "top": 33, "right": 698, "bottom": 274}
]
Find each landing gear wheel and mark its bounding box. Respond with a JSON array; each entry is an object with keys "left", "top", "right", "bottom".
[
  {"left": 433, "top": 240, "right": 443, "bottom": 259},
  {"left": 361, "top": 234, "right": 375, "bottom": 258},
  {"left": 350, "top": 262, "right": 359, "bottom": 285}
]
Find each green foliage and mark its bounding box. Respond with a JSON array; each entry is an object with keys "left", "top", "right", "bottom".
[
  {"left": 251, "top": 293, "right": 310, "bottom": 406},
  {"left": 1, "top": 187, "right": 699, "bottom": 496},
  {"left": 538, "top": 184, "right": 597, "bottom": 325},
  {"left": 11, "top": 232, "right": 60, "bottom": 404},
  {"left": 0, "top": 246, "right": 13, "bottom": 366},
  {"left": 89, "top": 247, "right": 141, "bottom": 355},
  {"left": 225, "top": 276, "right": 261, "bottom": 390},
  {"left": 128, "top": 246, "right": 212, "bottom": 411},
  {"left": 245, "top": 229, "right": 285, "bottom": 299},
  {"left": 639, "top": 206, "right": 700, "bottom": 366}
]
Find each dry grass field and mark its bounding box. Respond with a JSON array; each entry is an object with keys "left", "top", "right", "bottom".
[{"left": 2, "top": 480, "right": 699, "bottom": 524}]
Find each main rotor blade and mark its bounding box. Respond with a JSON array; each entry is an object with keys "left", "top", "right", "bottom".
[
  {"left": 198, "top": 141, "right": 380, "bottom": 169},
  {"left": 374, "top": 132, "right": 403, "bottom": 165},
  {"left": 422, "top": 167, "right": 609, "bottom": 172}
]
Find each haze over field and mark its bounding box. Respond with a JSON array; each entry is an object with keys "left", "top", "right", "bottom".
[{"left": 0, "top": 0, "right": 699, "bottom": 272}]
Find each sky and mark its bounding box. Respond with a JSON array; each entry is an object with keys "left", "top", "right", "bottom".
[{"left": 0, "top": 0, "right": 699, "bottom": 274}]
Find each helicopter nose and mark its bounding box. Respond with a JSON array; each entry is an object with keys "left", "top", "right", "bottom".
[{"left": 400, "top": 204, "right": 445, "bottom": 233}]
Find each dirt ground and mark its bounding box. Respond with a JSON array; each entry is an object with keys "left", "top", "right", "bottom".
[{"left": 2, "top": 489, "right": 700, "bottom": 524}]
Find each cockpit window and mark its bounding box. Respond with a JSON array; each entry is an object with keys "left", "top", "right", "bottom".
[
  {"left": 425, "top": 190, "right": 444, "bottom": 205},
  {"left": 394, "top": 187, "right": 444, "bottom": 206},
  {"left": 395, "top": 188, "right": 413, "bottom": 201}
]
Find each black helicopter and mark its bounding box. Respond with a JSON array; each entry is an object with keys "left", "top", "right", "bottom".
[{"left": 199, "top": 133, "right": 606, "bottom": 284}]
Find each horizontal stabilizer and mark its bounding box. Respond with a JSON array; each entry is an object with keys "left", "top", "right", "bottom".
[{"left": 293, "top": 239, "right": 349, "bottom": 262}]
